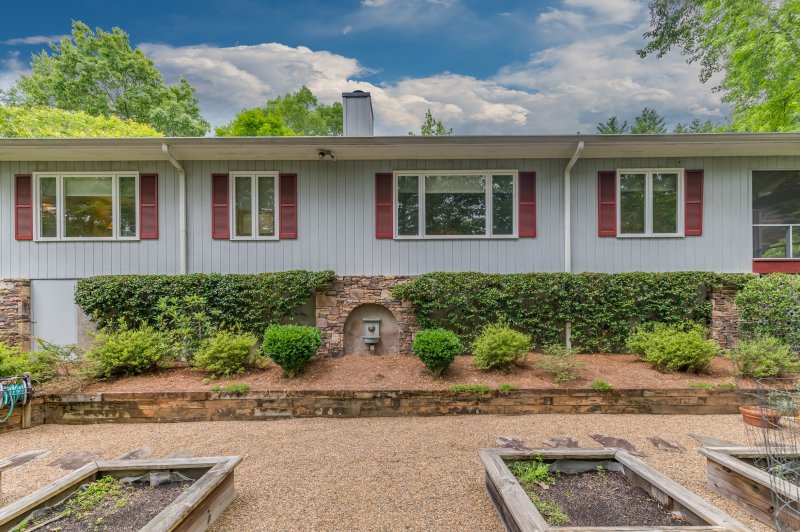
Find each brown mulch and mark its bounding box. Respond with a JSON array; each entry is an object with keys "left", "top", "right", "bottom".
[
  {"left": 536, "top": 471, "right": 687, "bottom": 527},
  {"left": 43, "top": 354, "right": 738, "bottom": 394}
]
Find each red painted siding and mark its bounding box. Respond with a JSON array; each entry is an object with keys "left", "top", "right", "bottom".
[{"left": 753, "top": 260, "right": 800, "bottom": 274}]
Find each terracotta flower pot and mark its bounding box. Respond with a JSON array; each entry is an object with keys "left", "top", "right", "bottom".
[{"left": 739, "top": 405, "right": 781, "bottom": 428}]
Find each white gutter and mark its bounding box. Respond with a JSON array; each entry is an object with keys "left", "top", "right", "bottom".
[
  {"left": 563, "top": 141, "right": 584, "bottom": 350},
  {"left": 162, "top": 143, "right": 188, "bottom": 275},
  {"left": 564, "top": 141, "right": 584, "bottom": 273}
]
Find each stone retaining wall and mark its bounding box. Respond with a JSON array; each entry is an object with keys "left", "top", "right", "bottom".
[
  {"left": 315, "top": 276, "right": 418, "bottom": 357},
  {"left": 0, "top": 279, "right": 31, "bottom": 351}
]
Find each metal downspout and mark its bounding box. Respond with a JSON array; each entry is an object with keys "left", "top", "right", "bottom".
[
  {"left": 162, "top": 144, "right": 188, "bottom": 275},
  {"left": 563, "top": 141, "right": 584, "bottom": 348}
]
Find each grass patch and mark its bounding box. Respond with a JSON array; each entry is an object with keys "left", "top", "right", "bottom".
[
  {"left": 688, "top": 382, "right": 735, "bottom": 390},
  {"left": 498, "top": 383, "right": 517, "bottom": 394},
  {"left": 589, "top": 380, "right": 614, "bottom": 391},
  {"left": 449, "top": 384, "right": 491, "bottom": 394},
  {"left": 210, "top": 383, "right": 251, "bottom": 395}
]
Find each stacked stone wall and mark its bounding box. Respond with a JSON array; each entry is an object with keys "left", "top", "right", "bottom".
[{"left": 0, "top": 279, "right": 31, "bottom": 351}]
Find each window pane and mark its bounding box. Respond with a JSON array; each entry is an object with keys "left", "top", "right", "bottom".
[
  {"left": 425, "top": 174, "right": 486, "bottom": 236},
  {"left": 619, "top": 173, "right": 645, "bottom": 234},
  {"left": 397, "top": 175, "right": 419, "bottom": 236},
  {"left": 492, "top": 175, "right": 514, "bottom": 235},
  {"left": 753, "top": 170, "right": 800, "bottom": 224},
  {"left": 652, "top": 172, "right": 677, "bottom": 234},
  {"left": 39, "top": 177, "right": 57, "bottom": 238},
  {"left": 257, "top": 175, "right": 275, "bottom": 237},
  {"left": 754, "top": 226, "right": 790, "bottom": 258},
  {"left": 118, "top": 176, "right": 137, "bottom": 237},
  {"left": 63, "top": 176, "right": 113, "bottom": 238},
  {"left": 234, "top": 176, "right": 252, "bottom": 237}
]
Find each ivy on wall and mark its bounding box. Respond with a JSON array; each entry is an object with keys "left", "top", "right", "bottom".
[
  {"left": 75, "top": 270, "right": 335, "bottom": 334},
  {"left": 392, "top": 272, "right": 751, "bottom": 352}
]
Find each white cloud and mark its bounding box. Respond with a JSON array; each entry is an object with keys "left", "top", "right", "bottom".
[
  {"left": 564, "top": 0, "right": 641, "bottom": 24},
  {"left": 0, "top": 52, "right": 28, "bottom": 93},
  {"left": 3, "top": 34, "right": 68, "bottom": 45}
]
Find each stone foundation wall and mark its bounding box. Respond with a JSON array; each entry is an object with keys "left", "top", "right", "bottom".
[
  {"left": 709, "top": 284, "right": 740, "bottom": 349},
  {"left": 316, "top": 276, "right": 418, "bottom": 357},
  {"left": 0, "top": 279, "right": 31, "bottom": 351}
]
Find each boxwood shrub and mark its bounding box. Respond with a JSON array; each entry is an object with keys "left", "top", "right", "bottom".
[
  {"left": 193, "top": 331, "right": 259, "bottom": 377},
  {"left": 393, "top": 272, "right": 750, "bottom": 353},
  {"left": 412, "top": 328, "right": 463, "bottom": 377},
  {"left": 75, "top": 270, "right": 335, "bottom": 335},
  {"left": 84, "top": 323, "right": 172, "bottom": 378},
  {"left": 626, "top": 322, "right": 720, "bottom": 373},
  {"left": 261, "top": 324, "right": 322, "bottom": 378},
  {"left": 472, "top": 323, "right": 531, "bottom": 370}
]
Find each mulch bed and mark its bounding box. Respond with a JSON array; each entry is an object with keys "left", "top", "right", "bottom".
[
  {"left": 24, "top": 479, "right": 190, "bottom": 532},
  {"left": 537, "top": 470, "right": 687, "bottom": 527},
  {"left": 43, "top": 354, "right": 739, "bottom": 394}
]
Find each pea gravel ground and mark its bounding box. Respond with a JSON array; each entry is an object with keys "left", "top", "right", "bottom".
[{"left": 0, "top": 415, "right": 767, "bottom": 531}]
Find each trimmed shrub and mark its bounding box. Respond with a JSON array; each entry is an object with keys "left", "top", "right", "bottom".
[
  {"left": 535, "top": 344, "right": 584, "bottom": 384},
  {"left": 84, "top": 324, "right": 172, "bottom": 378},
  {"left": 412, "top": 328, "right": 463, "bottom": 377},
  {"left": 472, "top": 323, "right": 531, "bottom": 370},
  {"left": 736, "top": 274, "right": 800, "bottom": 349},
  {"left": 0, "top": 342, "right": 61, "bottom": 381},
  {"left": 193, "top": 331, "right": 259, "bottom": 377},
  {"left": 261, "top": 325, "right": 322, "bottom": 378},
  {"left": 728, "top": 335, "right": 800, "bottom": 378},
  {"left": 626, "top": 322, "right": 720, "bottom": 373},
  {"left": 392, "top": 272, "right": 751, "bottom": 352},
  {"left": 154, "top": 295, "right": 217, "bottom": 361},
  {"left": 75, "top": 271, "right": 335, "bottom": 335}
]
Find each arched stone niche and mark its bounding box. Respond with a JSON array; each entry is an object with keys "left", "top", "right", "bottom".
[{"left": 344, "top": 304, "right": 399, "bottom": 355}]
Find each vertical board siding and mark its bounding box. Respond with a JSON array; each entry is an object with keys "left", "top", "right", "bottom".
[{"left": 2, "top": 155, "right": 796, "bottom": 279}]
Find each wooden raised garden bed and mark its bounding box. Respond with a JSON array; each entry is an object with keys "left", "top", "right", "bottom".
[
  {"left": 701, "top": 446, "right": 800, "bottom": 530},
  {"left": 479, "top": 447, "right": 750, "bottom": 531},
  {"left": 0, "top": 456, "right": 241, "bottom": 532}
]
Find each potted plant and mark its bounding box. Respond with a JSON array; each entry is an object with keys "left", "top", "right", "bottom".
[{"left": 739, "top": 404, "right": 782, "bottom": 428}]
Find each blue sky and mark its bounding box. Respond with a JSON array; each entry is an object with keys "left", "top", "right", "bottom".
[{"left": 0, "top": 0, "right": 728, "bottom": 135}]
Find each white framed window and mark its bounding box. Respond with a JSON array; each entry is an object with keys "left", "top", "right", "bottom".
[
  {"left": 34, "top": 172, "right": 139, "bottom": 241},
  {"left": 752, "top": 169, "right": 800, "bottom": 259},
  {"left": 393, "top": 170, "right": 517, "bottom": 239},
  {"left": 617, "top": 168, "right": 683, "bottom": 237},
  {"left": 230, "top": 171, "right": 279, "bottom": 240}
]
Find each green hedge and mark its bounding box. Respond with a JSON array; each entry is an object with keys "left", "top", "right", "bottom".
[
  {"left": 392, "top": 272, "right": 751, "bottom": 352},
  {"left": 75, "top": 270, "right": 335, "bottom": 334}
]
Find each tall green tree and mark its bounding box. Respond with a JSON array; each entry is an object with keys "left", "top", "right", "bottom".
[
  {"left": 0, "top": 106, "right": 161, "bottom": 137},
  {"left": 639, "top": 0, "right": 800, "bottom": 131},
  {"left": 673, "top": 118, "right": 717, "bottom": 133},
  {"left": 216, "top": 86, "right": 342, "bottom": 136},
  {"left": 409, "top": 109, "right": 453, "bottom": 136},
  {"left": 631, "top": 107, "right": 667, "bottom": 134},
  {"left": 2, "top": 21, "right": 208, "bottom": 136},
  {"left": 596, "top": 116, "right": 629, "bottom": 134}
]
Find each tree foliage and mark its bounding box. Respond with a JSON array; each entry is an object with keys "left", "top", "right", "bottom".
[
  {"left": 409, "top": 109, "right": 453, "bottom": 136},
  {"left": 2, "top": 21, "right": 208, "bottom": 136},
  {"left": 673, "top": 118, "right": 716, "bottom": 133},
  {"left": 0, "top": 106, "right": 161, "bottom": 137},
  {"left": 639, "top": 0, "right": 800, "bottom": 131},
  {"left": 596, "top": 116, "right": 628, "bottom": 134},
  {"left": 216, "top": 86, "right": 342, "bottom": 136},
  {"left": 631, "top": 107, "right": 667, "bottom": 134}
]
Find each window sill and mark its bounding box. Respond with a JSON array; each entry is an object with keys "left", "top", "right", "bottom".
[
  {"left": 615, "top": 234, "right": 684, "bottom": 239},
  {"left": 393, "top": 235, "right": 519, "bottom": 240},
  {"left": 35, "top": 238, "right": 141, "bottom": 242},
  {"left": 229, "top": 237, "right": 280, "bottom": 241}
]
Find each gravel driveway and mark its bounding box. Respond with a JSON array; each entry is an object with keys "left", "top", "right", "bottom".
[{"left": 0, "top": 415, "right": 766, "bottom": 531}]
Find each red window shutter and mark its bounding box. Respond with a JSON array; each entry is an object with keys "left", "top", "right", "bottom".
[
  {"left": 139, "top": 173, "right": 158, "bottom": 239},
  {"left": 211, "top": 173, "right": 230, "bottom": 239},
  {"left": 685, "top": 169, "right": 704, "bottom": 236},
  {"left": 279, "top": 173, "right": 298, "bottom": 239},
  {"left": 375, "top": 173, "right": 393, "bottom": 238},
  {"left": 597, "top": 171, "right": 617, "bottom": 237},
  {"left": 14, "top": 174, "right": 33, "bottom": 241},
  {"left": 518, "top": 171, "right": 536, "bottom": 237}
]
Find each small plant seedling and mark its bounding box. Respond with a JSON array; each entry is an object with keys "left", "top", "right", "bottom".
[
  {"left": 498, "top": 383, "right": 517, "bottom": 394},
  {"left": 596, "top": 464, "right": 608, "bottom": 483},
  {"left": 589, "top": 380, "right": 613, "bottom": 391},
  {"left": 510, "top": 456, "right": 555, "bottom": 489},
  {"left": 449, "top": 384, "right": 491, "bottom": 394},
  {"left": 528, "top": 492, "right": 570, "bottom": 526}
]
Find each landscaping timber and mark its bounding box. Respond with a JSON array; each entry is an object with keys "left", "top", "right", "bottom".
[
  {"left": 701, "top": 446, "right": 800, "bottom": 529},
  {"left": 0, "top": 456, "right": 241, "bottom": 532},
  {"left": 479, "top": 447, "right": 750, "bottom": 531}
]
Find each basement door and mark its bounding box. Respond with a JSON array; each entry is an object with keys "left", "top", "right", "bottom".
[{"left": 30, "top": 280, "right": 78, "bottom": 350}]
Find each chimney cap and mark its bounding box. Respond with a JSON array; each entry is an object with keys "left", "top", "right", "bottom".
[{"left": 342, "top": 90, "right": 371, "bottom": 98}]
